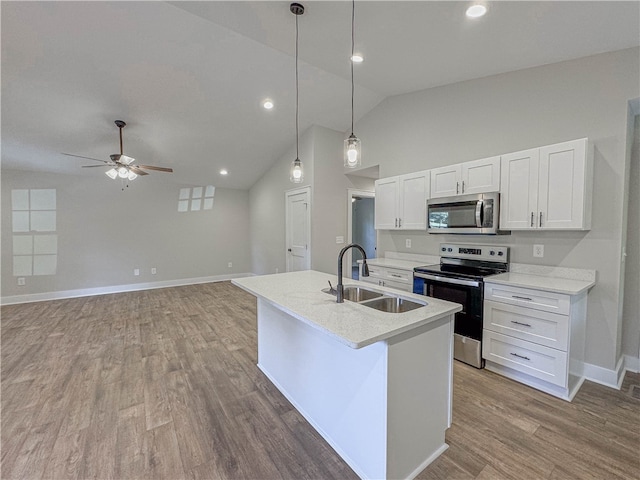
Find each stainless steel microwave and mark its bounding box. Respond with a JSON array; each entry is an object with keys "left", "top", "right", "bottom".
[{"left": 427, "top": 192, "right": 508, "bottom": 235}]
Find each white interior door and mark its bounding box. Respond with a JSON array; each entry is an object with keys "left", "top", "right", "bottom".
[{"left": 286, "top": 187, "right": 311, "bottom": 272}]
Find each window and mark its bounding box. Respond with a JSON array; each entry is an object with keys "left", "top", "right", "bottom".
[
  {"left": 178, "top": 185, "right": 215, "bottom": 212},
  {"left": 12, "top": 189, "right": 58, "bottom": 276}
]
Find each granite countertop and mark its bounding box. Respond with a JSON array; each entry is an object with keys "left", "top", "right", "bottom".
[
  {"left": 232, "top": 270, "right": 461, "bottom": 349},
  {"left": 485, "top": 272, "right": 595, "bottom": 296}
]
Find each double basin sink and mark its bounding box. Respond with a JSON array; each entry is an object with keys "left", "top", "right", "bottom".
[{"left": 323, "top": 285, "right": 427, "bottom": 313}]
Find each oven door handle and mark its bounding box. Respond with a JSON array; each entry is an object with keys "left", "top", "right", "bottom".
[{"left": 414, "top": 273, "right": 481, "bottom": 288}]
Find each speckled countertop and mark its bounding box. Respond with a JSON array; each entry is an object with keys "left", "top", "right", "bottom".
[
  {"left": 232, "top": 270, "right": 461, "bottom": 349},
  {"left": 362, "top": 257, "right": 436, "bottom": 270},
  {"left": 485, "top": 272, "right": 595, "bottom": 296}
]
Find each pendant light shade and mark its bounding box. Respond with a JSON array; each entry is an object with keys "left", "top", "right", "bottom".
[
  {"left": 344, "top": 0, "right": 361, "bottom": 168},
  {"left": 290, "top": 3, "right": 305, "bottom": 183}
]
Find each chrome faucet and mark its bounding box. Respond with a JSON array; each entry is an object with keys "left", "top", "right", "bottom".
[{"left": 336, "top": 243, "right": 369, "bottom": 303}]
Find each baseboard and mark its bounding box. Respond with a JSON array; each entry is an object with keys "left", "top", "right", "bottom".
[
  {"left": 624, "top": 354, "right": 640, "bottom": 373},
  {"left": 583, "top": 356, "right": 626, "bottom": 390},
  {"left": 0, "top": 272, "right": 255, "bottom": 305}
]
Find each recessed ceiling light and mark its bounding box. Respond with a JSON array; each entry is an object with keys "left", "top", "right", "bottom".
[
  {"left": 351, "top": 54, "right": 364, "bottom": 63},
  {"left": 466, "top": 4, "right": 487, "bottom": 18},
  {"left": 263, "top": 100, "right": 274, "bottom": 110},
  {"left": 220, "top": 169, "right": 228, "bottom": 175}
]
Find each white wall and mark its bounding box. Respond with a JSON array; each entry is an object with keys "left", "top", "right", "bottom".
[
  {"left": 1, "top": 169, "right": 251, "bottom": 300},
  {"left": 622, "top": 115, "right": 640, "bottom": 363},
  {"left": 354, "top": 48, "right": 640, "bottom": 372}
]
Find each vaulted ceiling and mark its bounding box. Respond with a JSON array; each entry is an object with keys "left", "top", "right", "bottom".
[{"left": 2, "top": 1, "right": 638, "bottom": 189}]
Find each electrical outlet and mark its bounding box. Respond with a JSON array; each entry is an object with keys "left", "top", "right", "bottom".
[
  {"left": 533, "top": 244, "right": 544, "bottom": 258},
  {"left": 151, "top": 267, "right": 157, "bottom": 275},
  {"left": 228, "top": 262, "right": 233, "bottom": 268},
  {"left": 336, "top": 236, "right": 345, "bottom": 244},
  {"left": 134, "top": 268, "right": 140, "bottom": 276},
  {"left": 406, "top": 239, "right": 412, "bottom": 248},
  {"left": 17, "top": 277, "right": 25, "bottom": 286}
]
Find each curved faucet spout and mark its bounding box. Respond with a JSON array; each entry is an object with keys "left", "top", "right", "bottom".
[{"left": 336, "top": 243, "right": 369, "bottom": 303}]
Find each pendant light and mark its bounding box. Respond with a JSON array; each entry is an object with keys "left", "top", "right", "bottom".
[
  {"left": 344, "top": 0, "right": 361, "bottom": 168},
  {"left": 290, "top": 3, "right": 304, "bottom": 183}
]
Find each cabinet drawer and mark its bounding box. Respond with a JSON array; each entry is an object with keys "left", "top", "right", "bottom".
[
  {"left": 366, "top": 266, "right": 412, "bottom": 284},
  {"left": 382, "top": 268, "right": 412, "bottom": 283},
  {"left": 485, "top": 283, "right": 570, "bottom": 315},
  {"left": 484, "top": 300, "right": 569, "bottom": 350},
  {"left": 482, "top": 330, "right": 567, "bottom": 387}
]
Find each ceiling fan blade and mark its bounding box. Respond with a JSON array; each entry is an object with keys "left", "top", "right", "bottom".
[
  {"left": 62, "top": 153, "right": 110, "bottom": 164},
  {"left": 137, "top": 164, "right": 174, "bottom": 173},
  {"left": 129, "top": 166, "right": 149, "bottom": 176},
  {"left": 81, "top": 164, "right": 111, "bottom": 168}
]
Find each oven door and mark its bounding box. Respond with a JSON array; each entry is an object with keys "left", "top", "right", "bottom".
[{"left": 414, "top": 272, "right": 484, "bottom": 368}]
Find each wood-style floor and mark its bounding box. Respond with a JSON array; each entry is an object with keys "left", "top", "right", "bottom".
[{"left": 2, "top": 281, "right": 639, "bottom": 480}]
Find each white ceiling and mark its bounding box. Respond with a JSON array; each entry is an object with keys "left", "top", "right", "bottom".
[{"left": 2, "top": 1, "right": 638, "bottom": 189}]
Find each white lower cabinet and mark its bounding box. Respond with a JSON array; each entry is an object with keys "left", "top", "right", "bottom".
[
  {"left": 360, "top": 265, "right": 413, "bottom": 292},
  {"left": 482, "top": 282, "right": 587, "bottom": 401}
]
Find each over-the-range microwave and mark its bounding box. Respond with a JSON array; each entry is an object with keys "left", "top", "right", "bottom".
[{"left": 427, "top": 192, "right": 509, "bottom": 235}]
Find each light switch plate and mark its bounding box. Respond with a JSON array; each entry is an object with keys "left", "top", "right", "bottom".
[
  {"left": 17, "top": 277, "right": 25, "bottom": 286},
  {"left": 406, "top": 239, "right": 412, "bottom": 248},
  {"left": 533, "top": 244, "right": 544, "bottom": 258},
  {"left": 151, "top": 267, "right": 157, "bottom": 275},
  {"left": 336, "top": 236, "right": 345, "bottom": 244},
  {"left": 134, "top": 268, "right": 140, "bottom": 276}
]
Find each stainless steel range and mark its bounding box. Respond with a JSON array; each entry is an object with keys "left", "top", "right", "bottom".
[{"left": 413, "top": 243, "right": 509, "bottom": 368}]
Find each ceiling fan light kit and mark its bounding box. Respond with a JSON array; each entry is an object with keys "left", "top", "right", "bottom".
[{"left": 62, "top": 120, "right": 173, "bottom": 186}]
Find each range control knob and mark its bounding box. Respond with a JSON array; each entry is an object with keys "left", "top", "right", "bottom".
[
  {"left": 447, "top": 248, "right": 453, "bottom": 252},
  {"left": 498, "top": 251, "right": 504, "bottom": 256},
  {"left": 489, "top": 250, "right": 495, "bottom": 256},
  {"left": 441, "top": 247, "right": 446, "bottom": 252}
]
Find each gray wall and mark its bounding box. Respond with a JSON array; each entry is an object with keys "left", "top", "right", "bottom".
[
  {"left": 249, "top": 124, "right": 375, "bottom": 276},
  {"left": 1, "top": 169, "right": 251, "bottom": 298},
  {"left": 622, "top": 115, "right": 640, "bottom": 360},
  {"left": 354, "top": 48, "right": 639, "bottom": 371}
]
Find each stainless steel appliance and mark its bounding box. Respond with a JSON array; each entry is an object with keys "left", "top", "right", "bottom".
[
  {"left": 413, "top": 243, "right": 509, "bottom": 368},
  {"left": 427, "top": 192, "right": 507, "bottom": 235}
]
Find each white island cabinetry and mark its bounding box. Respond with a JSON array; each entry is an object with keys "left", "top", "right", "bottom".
[{"left": 233, "top": 271, "right": 461, "bottom": 480}]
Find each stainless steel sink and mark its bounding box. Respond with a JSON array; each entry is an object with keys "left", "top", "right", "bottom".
[
  {"left": 342, "top": 286, "right": 384, "bottom": 302},
  {"left": 360, "top": 296, "right": 426, "bottom": 313}
]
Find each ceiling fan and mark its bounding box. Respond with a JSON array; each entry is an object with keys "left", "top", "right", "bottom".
[{"left": 62, "top": 120, "right": 173, "bottom": 181}]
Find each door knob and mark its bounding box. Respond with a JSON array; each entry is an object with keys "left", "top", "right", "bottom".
[{"left": 287, "top": 248, "right": 292, "bottom": 252}]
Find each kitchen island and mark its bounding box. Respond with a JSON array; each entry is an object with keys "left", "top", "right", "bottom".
[{"left": 232, "top": 270, "right": 461, "bottom": 480}]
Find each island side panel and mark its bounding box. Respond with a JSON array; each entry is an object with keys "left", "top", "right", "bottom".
[
  {"left": 386, "top": 315, "right": 454, "bottom": 479},
  {"left": 256, "top": 299, "right": 388, "bottom": 479}
]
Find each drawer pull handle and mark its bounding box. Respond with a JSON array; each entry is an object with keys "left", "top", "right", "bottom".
[
  {"left": 512, "top": 295, "right": 533, "bottom": 301},
  {"left": 391, "top": 274, "right": 402, "bottom": 278},
  {"left": 510, "top": 352, "right": 530, "bottom": 361},
  {"left": 511, "top": 320, "right": 532, "bottom": 327}
]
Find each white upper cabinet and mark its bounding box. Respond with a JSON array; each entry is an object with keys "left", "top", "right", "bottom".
[
  {"left": 430, "top": 156, "right": 501, "bottom": 198},
  {"left": 375, "top": 171, "right": 429, "bottom": 230},
  {"left": 461, "top": 156, "right": 501, "bottom": 195},
  {"left": 430, "top": 165, "right": 461, "bottom": 198},
  {"left": 500, "top": 138, "right": 592, "bottom": 230}
]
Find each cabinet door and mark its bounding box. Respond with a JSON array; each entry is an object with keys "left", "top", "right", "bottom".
[
  {"left": 500, "top": 149, "right": 539, "bottom": 230},
  {"left": 430, "top": 164, "right": 461, "bottom": 198},
  {"left": 538, "top": 138, "right": 589, "bottom": 230},
  {"left": 398, "top": 171, "right": 429, "bottom": 230},
  {"left": 374, "top": 177, "right": 399, "bottom": 229},
  {"left": 461, "top": 156, "right": 501, "bottom": 195}
]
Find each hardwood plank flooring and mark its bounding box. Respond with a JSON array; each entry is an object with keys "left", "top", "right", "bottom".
[{"left": 2, "top": 281, "right": 638, "bottom": 479}]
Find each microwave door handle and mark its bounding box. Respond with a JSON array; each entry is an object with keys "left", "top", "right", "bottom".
[
  {"left": 475, "top": 201, "right": 483, "bottom": 227},
  {"left": 414, "top": 273, "right": 481, "bottom": 288}
]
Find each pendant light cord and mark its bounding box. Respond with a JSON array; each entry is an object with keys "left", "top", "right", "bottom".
[
  {"left": 295, "top": 10, "right": 300, "bottom": 160},
  {"left": 350, "top": 0, "right": 355, "bottom": 135}
]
